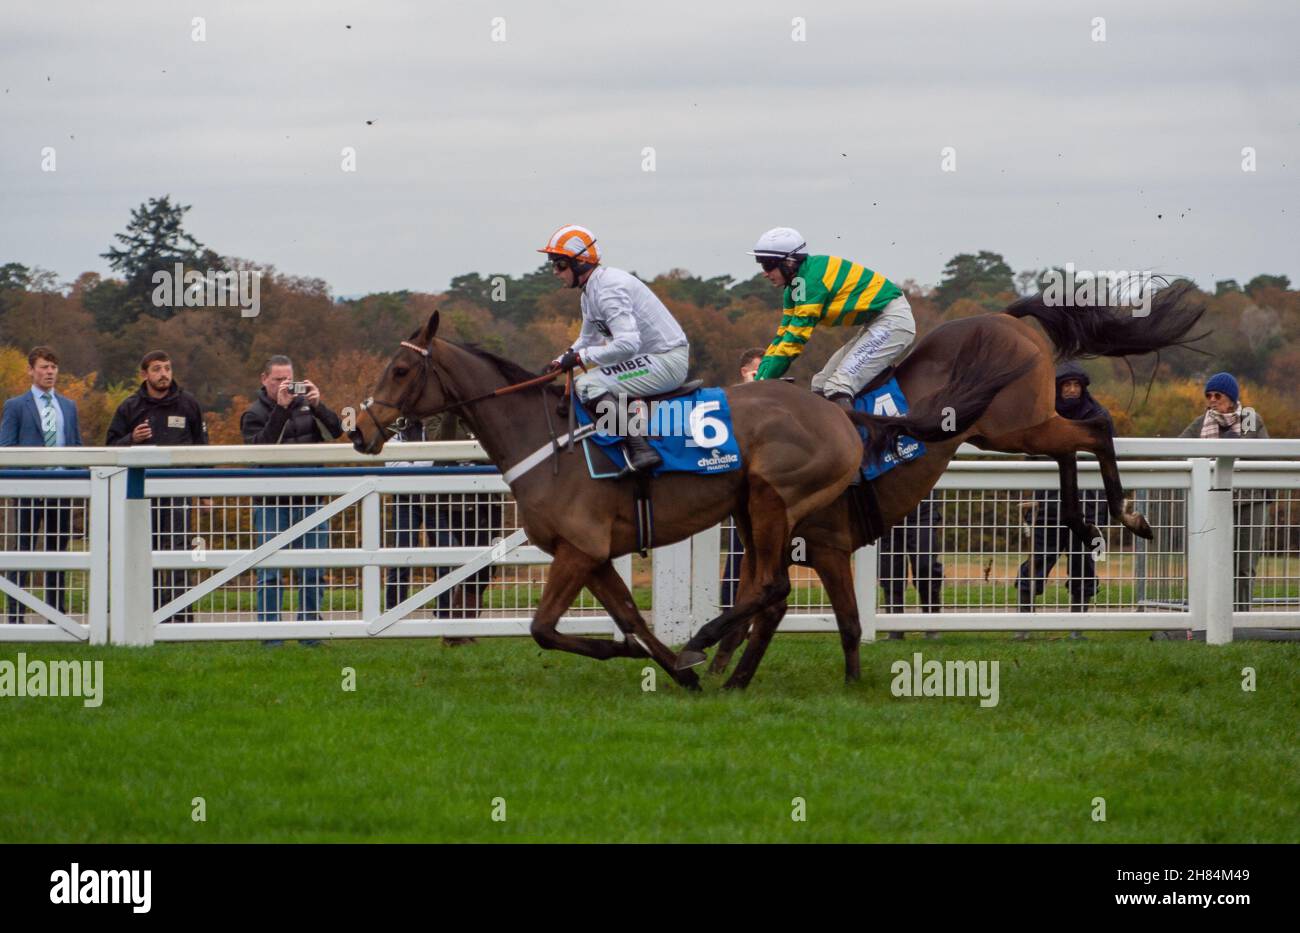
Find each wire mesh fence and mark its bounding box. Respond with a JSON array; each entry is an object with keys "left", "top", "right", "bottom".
[
  {"left": 0, "top": 495, "right": 90, "bottom": 624},
  {"left": 2, "top": 462, "right": 1297, "bottom": 638},
  {"left": 144, "top": 487, "right": 610, "bottom": 624},
  {"left": 719, "top": 484, "right": 1294, "bottom": 616},
  {"left": 1235, "top": 487, "right": 1300, "bottom": 611}
]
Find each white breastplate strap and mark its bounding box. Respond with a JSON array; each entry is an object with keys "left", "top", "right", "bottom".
[{"left": 502, "top": 424, "right": 597, "bottom": 485}]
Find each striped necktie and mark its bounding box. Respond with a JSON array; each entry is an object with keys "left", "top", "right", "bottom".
[{"left": 40, "top": 392, "right": 57, "bottom": 446}]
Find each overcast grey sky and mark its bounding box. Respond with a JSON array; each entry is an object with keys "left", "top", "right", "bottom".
[{"left": 2, "top": 0, "right": 1296, "bottom": 296}]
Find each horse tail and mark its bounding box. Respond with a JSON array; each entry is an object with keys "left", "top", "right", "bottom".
[
  {"left": 847, "top": 330, "right": 1036, "bottom": 466},
  {"left": 1002, "top": 278, "right": 1207, "bottom": 359}
]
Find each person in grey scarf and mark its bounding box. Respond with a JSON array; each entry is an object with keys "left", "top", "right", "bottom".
[
  {"left": 1180, "top": 372, "right": 1270, "bottom": 610},
  {"left": 1179, "top": 372, "right": 1268, "bottom": 440}
]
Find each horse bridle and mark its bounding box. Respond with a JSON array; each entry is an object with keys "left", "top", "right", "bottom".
[
  {"left": 358, "top": 338, "right": 567, "bottom": 451},
  {"left": 358, "top": 340, "right": 439, "bottom": 446}
]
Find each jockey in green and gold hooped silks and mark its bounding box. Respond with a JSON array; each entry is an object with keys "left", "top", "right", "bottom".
[{"left": 749, "top": 227, "right": 915, "bottom": 411}]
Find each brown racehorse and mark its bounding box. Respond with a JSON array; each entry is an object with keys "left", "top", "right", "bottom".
[
  {"left": 698, "top": 281, "right": 1207, "bottom": 687},
  {"left": 349, "top": 310, "right": 871, "bottom": 690}
]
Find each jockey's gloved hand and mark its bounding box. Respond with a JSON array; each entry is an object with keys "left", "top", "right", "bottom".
[{"left": 550, "top": 348, "right": 583, "bottom": 372}]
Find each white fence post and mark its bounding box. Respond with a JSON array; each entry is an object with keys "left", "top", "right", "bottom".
[
  {"left": 361, "top": 490, "right": 381, "bottom": 622},
  {"left": 651, "top": 537, "right": 694, "bottom": 646},
  {"left": 691, "top": 525, "right": 721, "bottom": 633},
  {"left": 855, "top": 542, "right": 878, "bottom": 642},
  {"left": 1186, "top": 458, "right": 1210, "bottom": 633},
  {"left": 109, "top": 468, "right": 156, "bottom": 645},
  {"left": 88, "top": 468, "right": 113, "bottom": 645},
  {"left": 1206, "top": 456, "right": 1236, "bottom": 644}
]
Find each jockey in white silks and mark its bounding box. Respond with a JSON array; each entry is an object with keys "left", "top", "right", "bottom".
[{"left": 540, "top": 224, "right": 690, "bottom": 472}]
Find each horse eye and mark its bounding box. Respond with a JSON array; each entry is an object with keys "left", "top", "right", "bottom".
[{"left": 393, "top": 366, "right": 409, "bottom": 378}]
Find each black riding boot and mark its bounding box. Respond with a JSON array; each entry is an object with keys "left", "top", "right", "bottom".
[
  {"left": 622, "top": 430, "right": 662, "bottom": 473},
  {"left": 826, "top": 392, "right": 855, "bottom": 413},
  {"left": 592, "top": 392, "right": 662, "bottom": 473}
]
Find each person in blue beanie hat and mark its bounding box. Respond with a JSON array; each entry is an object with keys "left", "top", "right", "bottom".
[
  {"left": 1180, "top": 372, "right": 1268, "bottom": 439},
  {"left": 1179, "top": 372, "right": 1269, "bottom": 610}
]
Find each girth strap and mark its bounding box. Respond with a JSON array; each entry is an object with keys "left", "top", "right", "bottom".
[
  {"left": 853, "top": 478, "right": 886, "bottom": 544},
  {"left": 634, "top": 473, "right": 654, "bottom": 557}
]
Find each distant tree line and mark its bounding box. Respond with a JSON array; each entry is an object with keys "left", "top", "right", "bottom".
[{"left": 1, "top": 197, "right": 1296, "bottom": 442}]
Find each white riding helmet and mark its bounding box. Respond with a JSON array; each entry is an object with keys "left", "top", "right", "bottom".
[{"left": 748, "top": 227, "right": 807, "bottom": 260}]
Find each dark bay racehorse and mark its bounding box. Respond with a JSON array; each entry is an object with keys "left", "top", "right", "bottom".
[
  {"left": 350, "top": 310, "right": 871, "bottom": 690},
  {"left": 702, "top": 281, "right": 1207, "bottom": 686}
]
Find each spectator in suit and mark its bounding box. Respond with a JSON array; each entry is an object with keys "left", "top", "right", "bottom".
[
  {"left": 1180, "top": 372, "right": 1270, "bottom": 610},
  {"left": 1015, "top": 362, "right": 1114, "bottom": 637},
  {"left": 240, "top": 355, "right": 344, "bottom": 646},
  {"left": 105, "top": 350, "right": 209, "bottom": 623},
  {"left": 0, "top": 347, "right": 83, "bottom": 624},
  {"left": 722, "top": 348, "right": 765, "bottom": 608}
]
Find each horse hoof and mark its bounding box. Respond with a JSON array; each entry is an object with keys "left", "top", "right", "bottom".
[
  {"left": 675, "top": 648, "right": 707, "bottom": 670},
  {"left": 1125, "top": 513, "right": 1153, "bottom": 540},
  {"left": 676, "top": 669, "right": 702, "bottom": 691}
]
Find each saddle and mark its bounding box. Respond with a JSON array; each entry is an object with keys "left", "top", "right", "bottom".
[
  {"left": 846, "top": 366, "right": 899, "bottom": 545},
  {"left": 559, "top": 379, "right": 708, "bottom": 558},
  {"left": 641, "top": 379, "right": 703, "bottom": 402},
  {"left": 859, "top": 365, "right": 897, "bottom": 396}
]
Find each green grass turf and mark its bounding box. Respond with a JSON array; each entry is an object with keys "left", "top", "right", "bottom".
[{"left": 1, "top": 633, "right": 1296, "bottom": 842}]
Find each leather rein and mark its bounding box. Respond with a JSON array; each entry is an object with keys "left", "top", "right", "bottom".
[{"left": 358, "top": 339, "right": 566, "bottom": 450}]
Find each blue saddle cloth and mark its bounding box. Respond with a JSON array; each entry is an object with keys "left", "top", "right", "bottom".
[
  {"left": 854, "top": 377, "right": 926, "bottom": 480},
  {"left": 574, "top": 386, "right": 743, "bottom": 477}
]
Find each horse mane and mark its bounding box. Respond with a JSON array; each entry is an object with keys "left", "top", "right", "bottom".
[{"left": 447, "top": 340, "right": 564, "bottom": 396}]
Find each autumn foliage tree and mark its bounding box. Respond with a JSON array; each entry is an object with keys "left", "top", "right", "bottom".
[{"left": 1, "top": 222, "right": 1297, "bottom": 443}]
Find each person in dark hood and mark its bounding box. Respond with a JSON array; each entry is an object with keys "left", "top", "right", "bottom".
[
  {"left": 1014, "top": 362, "right": 1114, "bottom": 636},
  {"left": 1052, "top": 361, "right": 1113, "bottom": 427},
  {"left": 105, "top": 350, "right": 209, "bottom": 624}
]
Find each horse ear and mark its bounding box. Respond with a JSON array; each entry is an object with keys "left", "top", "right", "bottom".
[{"left": 421, "top": 310, "right": 440, "bottom": 344}]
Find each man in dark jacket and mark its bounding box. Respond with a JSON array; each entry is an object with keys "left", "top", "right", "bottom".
[
  {"left": 105, "top": 350, "right": 208, "bottom": 623},
  {"left": 240, "top": 355, "right": 344, "bottom": 644},
  {"left": 1015, "top": 362, "right": 1114, "bottom": 634},
  {"left": 106, "top": 350, "right": 208, "bottom": 447}
]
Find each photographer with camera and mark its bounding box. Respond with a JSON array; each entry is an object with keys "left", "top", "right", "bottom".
[{"left": 241, "top": 355, "right": 344, "bottom": 646}]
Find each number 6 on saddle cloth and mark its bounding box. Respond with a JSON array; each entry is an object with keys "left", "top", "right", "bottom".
[{"left": 573, "top": 385, "right": 743, "bottom": 479}]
